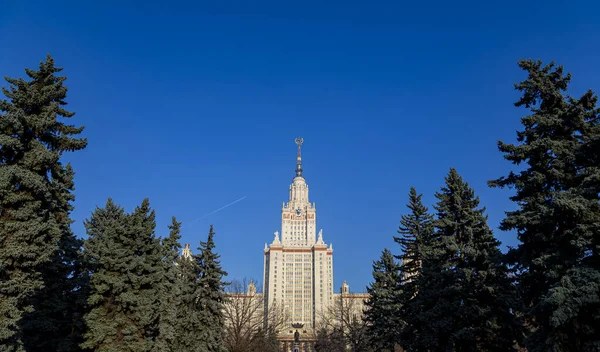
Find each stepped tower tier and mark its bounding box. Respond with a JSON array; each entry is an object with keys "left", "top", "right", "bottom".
[{"left": 263, "top": 137, "right": 334, "bottom": 332}]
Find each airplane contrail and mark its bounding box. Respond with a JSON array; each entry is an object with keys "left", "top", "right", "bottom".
[{"left": 188, "top": 196, "right": 247, "bottom": 224}]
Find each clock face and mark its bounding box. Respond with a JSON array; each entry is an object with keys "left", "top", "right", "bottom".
[{"left": 296, "top": 208, "right": 302, "bottom": 216}]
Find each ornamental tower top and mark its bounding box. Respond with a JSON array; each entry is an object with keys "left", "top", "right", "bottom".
[
  {"left": 288, "top": 137, "right": 311, "bottom": 209},
  {"left": 295, "top": 137, "right": 304, "bottom": 177},
  {"left": 280, "top": 137, "right": 318, "bottom": 246}
]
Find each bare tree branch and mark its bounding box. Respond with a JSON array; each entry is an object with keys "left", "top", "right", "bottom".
[
  {"left": 316, "top": 293, "right": 373, "bottom": 352},
  {"left": 223, "top": 278, "right": 287, "bottom": 352}
]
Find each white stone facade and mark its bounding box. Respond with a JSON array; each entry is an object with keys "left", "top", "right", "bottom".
[
  {"left": 182, "top": 138, "right": 370, "bottom": 351},
  {"left": 263, "top": 138, "right": 334, "bottom": 331}
]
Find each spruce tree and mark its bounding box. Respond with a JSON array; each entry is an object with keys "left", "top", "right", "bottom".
[
  {"left": 172, "top": 244, "right": 203, "bottom": 352},
  {"left": 394, "top": 187, "right": 434, "bottom": 350},
  {"left": 0, "top": 55, "right": 87, "bottom": 351},
  {"left": 172, "top": 226, "right": 228, "bottom": 352},
  {"left": 80, "top": 199, "right": 127, "bottom": 351},
  {"left": 363, "top": 248, "right": 401, "bottom": 351},
  {"left": 395, "top": 188, "right": 434, "bottom": 291},
  {"left": 196, "top": 225, "right": 228, "bottom": 352},
  {"left": 489, "top": 60, "right": 600, "bottom": 351},
  {"left": 22, "top": 166, "right": 89, "bottom": 352},
  {"left": 410, "top": 169, "right": 519, "bottom": 351},
  {"left": 126, "top": 199, "right": 164, "bottom": 344},
  {"left": 82, "top": 198, "right": 163, "bottom": 352},
  {"left": 152, "top": 217, "right": 183, "bottom": 352}
]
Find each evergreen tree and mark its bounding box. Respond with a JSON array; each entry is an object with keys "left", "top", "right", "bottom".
[
  {"left": 393, "top": 187, "right": 434, "bottom": 349},
  {"left": 172, "top": 225, "right": 228, "bottom": 352},
  {"left": 489, "top": 60, "right": 600, "bottom": 351},
  {"left": 0, "top": 55, "right": 87, "bottom": 351},
  {"left": 127, "top": 199, "right": 165, "bottom": 345},
  {"left": 196, "top": 225, "right": 228, "bottom": 352},
  {"left": 23, "top": 166, "right": 89, "bottom": 352},
  {"left": 152, "top": 217, "right": 183, "bottom": 352},
  {"left": 410, "top": 169, "right": 519, "bottom": 351},
  {"left": 363, "top": 249, "right": 401, "bottom": 351},
  {"left": 82, "top": 198, "right": 163, "bottom": 352},
  {"left": 395, "top": 188, "right": 434, "bottom": 292},
  {"left": 80, "top": 199, "right": 129, "bottom": 351},
  {"left": 172, "top": 244, "right": 203, "bottom": 352}
]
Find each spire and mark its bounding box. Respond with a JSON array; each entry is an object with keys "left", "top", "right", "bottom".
[{"left": 294, "top": 137, "right": 304, "bottom": 177}]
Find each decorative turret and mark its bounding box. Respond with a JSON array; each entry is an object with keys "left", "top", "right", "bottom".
[
  {"left": 181, "top": 243, "right": 192, "bottom": 260},
  {"left": 248, "top": 280, "right": 257, "bottom": 295},
  {"left": 341, "top": 280, "right": 349, "bottom": 294}
]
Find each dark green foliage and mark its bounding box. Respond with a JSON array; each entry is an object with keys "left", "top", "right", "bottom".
[
  {"left": 408, "top": 169, "right": 519, "bottom": 351},
  {"left": 22, "top": 166, "right": 89, "bottom": 352},
  {"left": 172, "top": 247, "right": 203, "bottom": 352},
  {"left": 0, "top": 55, "right": 86, "bottom": 351},
  {"left": 394, "top": 187, "right": 434, "bottom": 349},
  {"left": 173, "top": 225, "right": 228, "bottom": 352},
  {"left": 124, "top": 199, "right": 164, "bottom": 344},
  {"left": 81, "top": 199, "right": 129, "bottom": 351},
  {"left": 196, "top": 225, "right": 228, "bottom": 352},
  {"left": 152, "top": 217, "right": 183, "bottom": 352},
  {"left": 81, "top": 198, "right": 164, "bottom": 352},
  {"left": 364, "top": 248, "right": 402, "bottom": 351},
  {"left": 395, "top": 188, "right": 434, "bottom": 291},
  {"left": 489, "top": 60, "right": 600, "bottom": 351}
]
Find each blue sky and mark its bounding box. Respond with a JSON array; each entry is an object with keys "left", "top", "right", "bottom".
[{"left": 2, "top": 0, "right": 599, "bottom": 293}]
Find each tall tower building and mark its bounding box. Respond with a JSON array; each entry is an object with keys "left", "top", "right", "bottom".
[{"left": 263, "top": 137, "right": 334, "bottom": 331}]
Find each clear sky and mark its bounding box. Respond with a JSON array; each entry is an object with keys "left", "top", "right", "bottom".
[{"left": 2, "top": 0, "right": 599, "bottom": 293}]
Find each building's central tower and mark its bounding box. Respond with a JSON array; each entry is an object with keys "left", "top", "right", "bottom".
[
  {"left": 263, "top": 138, "right": 334, "bottom": 334},
  {"left": 282, "top": 137, "right": 317, "bottom": 246}
]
